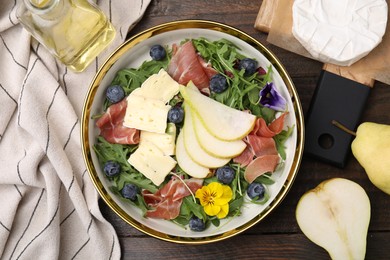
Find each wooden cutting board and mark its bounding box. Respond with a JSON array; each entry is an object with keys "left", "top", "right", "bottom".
[{"left": 254, "top": 0, "right": 380, "bottom": 167}]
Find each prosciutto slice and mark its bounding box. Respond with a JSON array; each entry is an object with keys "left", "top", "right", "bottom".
[
  {"left": 96, "top": 99, "right": 140, "bottom": 144},
  {"left": 247, "top": 135, "right": 278, "bottom": 157},
  {"left": 251, "top": 112, "right": 288, "bottom": 138},
  {"left": 234, "top": 113, "right": 288, "bottom": 169},
  {"left": 233, "top": 135, "right": 278, "bottom": 167},
  {"left": 232, "top": 146, "right": 253, "bottom": 167},
  {"left": 142, "top": 177, "right": 203, "bottom": 220},
  {"left": 167, "top": 41, "right": 217, "bottom": 90},
  {"left": 244, "top": 154, "right": 280, "bottom": 183}
]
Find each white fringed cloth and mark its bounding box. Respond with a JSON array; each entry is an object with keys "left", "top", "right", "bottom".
[{"left": 0, "top": 0, "right": 151, "bottom": 258}]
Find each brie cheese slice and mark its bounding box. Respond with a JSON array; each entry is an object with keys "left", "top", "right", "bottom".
[
  {"left": 128, "top": 140, "right": 176, "bottom": 186},
  {"left": 292, "top": 0, "right": 388, "bottom": 66},
  {"left": 123, "top": 69, "right": 180, "bottom": 134},
  {"left": 140, "top": 123, "right": 177, "bottom": 156},
  {"left": 124, "top": 93, "right": 170, "bottom": 133},
  {"left": 136, "top": 69, "right": 180, "bottom": 103}
]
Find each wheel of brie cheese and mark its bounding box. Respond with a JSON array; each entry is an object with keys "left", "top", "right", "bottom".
[{"left": 292, "top": 0, "right": 388, "bottom": 66}]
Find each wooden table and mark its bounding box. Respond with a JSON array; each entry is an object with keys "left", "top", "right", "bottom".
[{"left": 100, "top": 0, "right": 390, "bottom": 258}]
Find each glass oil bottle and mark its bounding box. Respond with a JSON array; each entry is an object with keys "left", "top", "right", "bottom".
[{"left": 17, "top": 0, "right": 116, "bottom": 72}]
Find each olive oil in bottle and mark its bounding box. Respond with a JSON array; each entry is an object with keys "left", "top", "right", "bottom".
[{"left": 18, "top": 0, "right": 116, "bottom": 72}]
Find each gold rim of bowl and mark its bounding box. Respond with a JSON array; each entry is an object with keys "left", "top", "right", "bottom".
[{"left": 81, "top": 19, "right": 305, "bottom": 244}]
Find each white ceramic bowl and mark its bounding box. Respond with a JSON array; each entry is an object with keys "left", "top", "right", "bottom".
[{"left": 81, "top": 20, "right": 304, "bottom": 244}]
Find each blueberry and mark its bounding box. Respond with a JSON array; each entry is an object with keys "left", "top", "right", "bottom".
[
  {"left": 106, "top": 85, "right": 125, "bottom": 103},
  {"left": 189, "top": 216, "right": 206, "bottom": 232},
  {"left": 216, "top": 165, "right": 235, "bottom": 184},
  {"left": 238, "top": 58, "right": 258, "bottom": 76},
  {"left": 121, "top": 183, "right": 139, "bottom": 201},
  {"left": 247, "top": 182, "right": 266, "bottom": 200},
  {"left": 103, "top": 161, "right": 121, "bottom": 177},
  {"left": 149, "top": 44, "right": 166, "bottom": 61},
  {"left": 167, "top": 106, "right": 184, "bottom": 124},
  {"left": 209, "top": 74, "right": 228, "bottom": 93}
]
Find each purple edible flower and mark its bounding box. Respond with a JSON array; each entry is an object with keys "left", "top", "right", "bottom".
[{"left": 259, "top": 82, "right": 286, "bottom": 111}]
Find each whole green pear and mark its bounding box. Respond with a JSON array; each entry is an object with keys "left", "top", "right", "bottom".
[{"left": 351, "top": 122, "right": 390, "bottom": 195}]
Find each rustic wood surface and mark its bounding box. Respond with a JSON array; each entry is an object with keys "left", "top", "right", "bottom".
[{"left": 100, "top": 0, "right": 390, "bottom": 259}]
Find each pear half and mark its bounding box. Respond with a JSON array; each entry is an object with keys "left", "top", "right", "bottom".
[
  {"left": 352, "top": 122, "right": 390, "bottom": 195},
  {"left": 296, "top": 178, "right": 370, "bottom": 260}
]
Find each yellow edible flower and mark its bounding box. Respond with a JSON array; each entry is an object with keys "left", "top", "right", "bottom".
[{"left": 195, "top": 182, "right": 233, "bottom": 219}]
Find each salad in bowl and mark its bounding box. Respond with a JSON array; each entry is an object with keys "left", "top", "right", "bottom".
[{"left": 81, "top": 20, "right": 304, "bottom": 243}]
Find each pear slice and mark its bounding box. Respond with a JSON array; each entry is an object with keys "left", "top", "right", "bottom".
[
  {"left": 183, "top": 104, "right": 230, "bottom": 168},
  {"left": 175, "top": 131, "right": 210, "bottom": 178},
  {"left": 192, "top": 111, "right": 247, "bottom": 158},
  {"left": 296, "top": 178, "right": 371, "bottom": 260},
  {"left": 186, "top": 81, "right": 246, "bottom": 158},
  {"left": 179, "top": 85, "right": 256, "bottom": 141},
  {"left": 351, "top": 122, "right": 390, "bottom": 195}
]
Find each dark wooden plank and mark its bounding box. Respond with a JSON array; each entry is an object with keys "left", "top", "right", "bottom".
[
  {"left": 119, "top": 233, "right": 329, "bottom": 259},
  {"left": 118, "top": 232, "right": 390, "bottom": 260}
]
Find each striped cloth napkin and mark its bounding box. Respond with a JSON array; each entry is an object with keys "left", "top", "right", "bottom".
[{"left": 0, "top": 0, "right": 150, "bottom": 259}]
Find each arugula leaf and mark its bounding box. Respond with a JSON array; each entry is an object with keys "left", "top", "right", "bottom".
[
  {"left": 193, "top": 38, "right": 272, "bottom": 114},
  {"left": 249, "top": 191, "right": 270, "bottom": 205},
  {"left": 229, "top": 163, "right": 243, "bottom": 199},
  {"left": 175, "top": 196, "right": 207, "bottom": 227},
  {"left": 172, "top": 216, "right": 190, "bottom": 227},
  {"left": 109, "top": 186, "right": 149, "bottom": 216},
  {"left": 274, "top": 126, "right": 294, "bottom": 160},
  {"left": 103, "top": 57, "right": 170, "bottom": 110},
  {"left": 93, "top": 137, "right": 158, "bottom": 193},
  {"left": 228, "top": 196, "right": 243, "bottom": 217},
  {"left": 203, "top": 176, "right": 218, "bottom": 185},
  {"left": 210, "top": 217, "right": 220, "bottom": 227},
  {"left": 93, "top": 136, "right": 136, "bottom": 172},
  {"left": 111, "top": 68, "right": 149, "bottom": 93},
  {"left": 115, "top": 173, "right": 158, "bottom": 193},
  {"left": 113, "top": 59, "right": 170, "bottom": 95},
  {"left": 258, "top": 107, "right": 277, "bottom": 124},
  {"left": 253, "top": 173, "right": 275, "bottom": 185}
]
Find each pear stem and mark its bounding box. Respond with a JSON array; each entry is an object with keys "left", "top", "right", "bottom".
[{"left": 331, "top": 120, "right": 356, "bottom": 136}]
